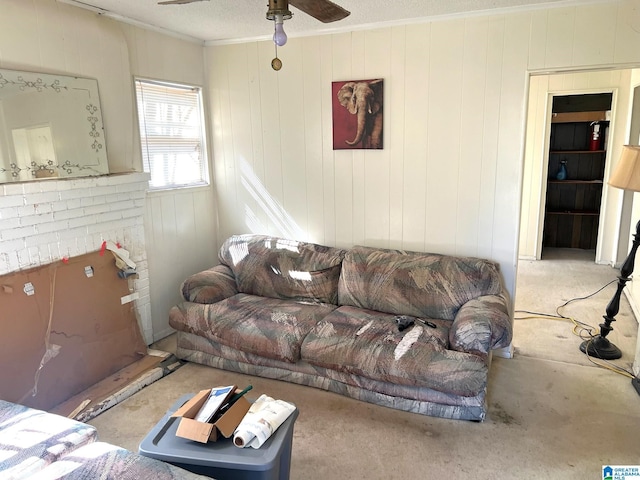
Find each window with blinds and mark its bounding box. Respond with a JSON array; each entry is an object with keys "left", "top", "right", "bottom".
[{"left": 135, "top": 79, "right": 209, "bottom": 190}]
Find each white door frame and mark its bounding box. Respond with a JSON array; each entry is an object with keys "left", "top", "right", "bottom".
[{"left": 532, "top": 87, "right": 617, "bottom": 263}]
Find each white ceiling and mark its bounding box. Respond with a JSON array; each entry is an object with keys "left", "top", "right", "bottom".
[{"left": 60, "top": 0, "right": 594, "bottom": 44}]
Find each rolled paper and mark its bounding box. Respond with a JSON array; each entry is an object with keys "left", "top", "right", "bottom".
[
  {"left": 233, "top": 431, "right": 256, "bottom": 447},
  {"left": 233, "top": 394, "right": 295, "bottom": 449}
]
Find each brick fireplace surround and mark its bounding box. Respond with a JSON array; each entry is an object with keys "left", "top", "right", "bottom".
[{"left": 0, "top": 173, "right": 152, "bottom": 344}]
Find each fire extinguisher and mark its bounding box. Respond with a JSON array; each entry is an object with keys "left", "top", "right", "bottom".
[{"left": 590, "top": 121, "right": 601, "bottom": 151}]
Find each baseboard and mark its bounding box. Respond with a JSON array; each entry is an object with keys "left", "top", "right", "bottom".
[
  {"left": 153, "top": 327, "right": 176, "bottom": 344},
  {"left": 632, "top": 376, "right": 640, "bottom": 396}
]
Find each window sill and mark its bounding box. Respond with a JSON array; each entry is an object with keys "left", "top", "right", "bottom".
[{"left": 146, "top": 182, "right": 212, "bottom": 194}]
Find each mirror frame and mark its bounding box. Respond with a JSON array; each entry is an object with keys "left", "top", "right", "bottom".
[{"left": 0, "top": 68, "right": 109, "bottom": 183}]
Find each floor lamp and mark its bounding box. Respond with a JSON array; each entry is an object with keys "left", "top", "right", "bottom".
[{"left": 580, "top": 145, "right": 640, "bottom": 361}]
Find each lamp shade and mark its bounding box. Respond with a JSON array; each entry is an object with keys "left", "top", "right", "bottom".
[{"left": 608, "top": 145, "right": 640, "bottom": 192}]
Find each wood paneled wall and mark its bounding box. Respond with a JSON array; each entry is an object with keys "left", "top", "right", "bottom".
[
  {"left": 120, "top": 24, "right": 218, "bottom": 342},
  {"left": 207, "top": 1, "right": 640, "bottom": 297}
]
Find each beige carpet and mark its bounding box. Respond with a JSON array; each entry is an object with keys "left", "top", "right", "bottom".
[
  {"left": 88, "top": 248, "right": 640, "bottom": 479},
  {"left": 514, "top": 248, "right": 638, "bottom": 371}
]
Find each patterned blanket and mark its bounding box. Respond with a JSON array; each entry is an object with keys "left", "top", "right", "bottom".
[{"left": 0, "top": 400, "right": 209, "bottom": 480}]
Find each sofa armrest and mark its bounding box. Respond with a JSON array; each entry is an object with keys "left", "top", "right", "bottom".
[
  {"left": 449, "top": 293, "right": 512, "bottom": 357},
  {"left": 181, "top": 264, "right": 238, "bottom": 303}
]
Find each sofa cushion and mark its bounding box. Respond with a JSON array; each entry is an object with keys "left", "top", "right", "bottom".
[
  {"left": 338, "top": 246, "right": 503, "bottom": 320},
  {"left": 450, "top": 294, "right": 512, "bottom": 356},
  {"left": 0, "top": 400, "right": 97, "bottom": 479},
  {"left": 181, "top": 264, "right": 238, "bottom": 303},
  {"left": 169, "top": 295, "right": 337, "bottom": 363},
  {"left": 300, "top": 306, "right": 487, "bottom": 397},
  {"left": 218, "top": 235, "right": 347, "bottom": 304}
]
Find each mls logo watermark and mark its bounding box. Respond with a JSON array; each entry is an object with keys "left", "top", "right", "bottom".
[{"left": 603, "top": 466, "right": 640, "bottom": 480}]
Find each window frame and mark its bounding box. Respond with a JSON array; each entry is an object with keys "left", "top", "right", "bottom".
[{"left": 134, "top": 77, "right": 210, "bottom": 192}]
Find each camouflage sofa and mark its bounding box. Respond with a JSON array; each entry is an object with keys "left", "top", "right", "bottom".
[
  {"left": 0, "top": 399, "right": 209, "bottom": 479},
  {"left": 169, "top": 234, "right": 512, "bottom": 421}
]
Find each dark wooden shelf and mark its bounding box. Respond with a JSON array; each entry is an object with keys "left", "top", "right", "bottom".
[
  {"left": 547, "top": 179, "right": 603, "bottom": 184},
  {"left": 551, "top": 111, "right": 608, "bottom": 123},
  {"left": 550, "top": 150, "right": 606, "bottom": 154},
  {"left": 546, "top": 210, "right": 600, "bottom": 216}
]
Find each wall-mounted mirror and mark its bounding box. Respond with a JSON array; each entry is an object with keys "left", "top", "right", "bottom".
[{"left": 0, "top": 68, "right": 109, "bottom": 183}]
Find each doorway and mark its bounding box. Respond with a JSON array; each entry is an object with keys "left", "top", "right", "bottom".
[
  {"left": 541, "top": 92, "right": 612, "bottom": 259},
  {"left": 518, "top": 69, "right": 632, "bottom": 265},
  {"left": 518, "top": 68, "right": 640, "bottom": 376}
]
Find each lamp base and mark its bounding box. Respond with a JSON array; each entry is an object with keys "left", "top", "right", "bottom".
[
  {"left": 633, "top": 377, "right": 640, "bottom": 396},
  {"left": 579, "top": 335, "right": 622, "bottom": 360}
]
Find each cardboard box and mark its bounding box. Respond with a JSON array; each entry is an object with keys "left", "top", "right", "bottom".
[{"left": 172, "top": 388, "right": 251, "bottom": 443}]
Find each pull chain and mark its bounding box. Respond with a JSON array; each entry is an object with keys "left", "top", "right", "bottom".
[{"left": 271, "top": 31, "right": 282, "bottom": 70}]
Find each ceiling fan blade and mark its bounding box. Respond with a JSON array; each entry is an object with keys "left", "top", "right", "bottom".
[
  {"left": 158, "top": 0, "right": 208, "bottom": 5},
  {"left": 289, "top": 0, "right": 350, "bottom": 23}
]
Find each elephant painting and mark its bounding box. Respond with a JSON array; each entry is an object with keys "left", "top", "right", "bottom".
[{"left": 332, "top": 79, "right": 383, "bottom": 150}]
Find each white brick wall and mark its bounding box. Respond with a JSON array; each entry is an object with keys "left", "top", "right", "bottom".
[{"left": 0, "top": 173, "right": 154, "bottom": 344}]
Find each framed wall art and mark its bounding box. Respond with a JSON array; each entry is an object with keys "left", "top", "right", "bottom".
[{"left": 332, "top": 78, "right": 383, "bottom": 150}]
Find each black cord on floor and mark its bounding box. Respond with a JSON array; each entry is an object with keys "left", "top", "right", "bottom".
[
  {"left": 515, "top": 279, "right": 616, "bottom": 329},
  {"left": 555, "top": 279, "right": 617, "bottom": 314}
]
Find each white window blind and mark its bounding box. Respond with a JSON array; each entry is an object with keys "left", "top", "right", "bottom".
[{"left": 135, "top": 79, "right": 209, "bottom": 190}]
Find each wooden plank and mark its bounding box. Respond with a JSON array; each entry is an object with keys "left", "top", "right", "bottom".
[
  {"left": 74, "top": 367, "right": 168, "bottom": 423},
  {"left": 319, "top": 33, "right": 336, "bottom": 245},
  {"left": 257, "top": 40, "right": 285, "bottom": 237},
  {"left": 571, "top": 215, "right": 583, "bottom": 249},
  {"left": 350, "top": 30, "right": 366, "bottom": 245},
  {"left": 227, "top": 43, "right": 261, "bottom": 236},
  {"left": 572, "top": 3, "right": 617, "bottom": 67},
  {"left": 363, "top": 28, "right": 392, "bottom": 248},
  {"left": 301, "top": 36, "right": 326, "bottom": 244},
  {"left": 556, "top": 214, "right": 574, "bottom": 248},
  {"left": 278, "top": 39, "right": 309, "bottom": 240},
  {"left": 388, "top": 26, "right": 407, "bottom": 247},
  {"left": 401, "top": 23, "right": 430, "bottom": 251},
  {"left": 50, "top": 353, "right": 167, "bottom": 418},
  {"left": 425, "top": 19, "right": 465, "bottom": 254},
  {"left": 331, "top": 32, "right": 356, "bottom": 247},
  {"left": 544, "top": 215, "right": 558, "bottom": 247},
  {"left": 551, "top": 111, "right": 608, "bottom": 123},
  {"left": 475, "top": 15, "right": 504, "bottom": 260},
  {"left": 457, "top": 17, "right": 490, "bottom": 256}
]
